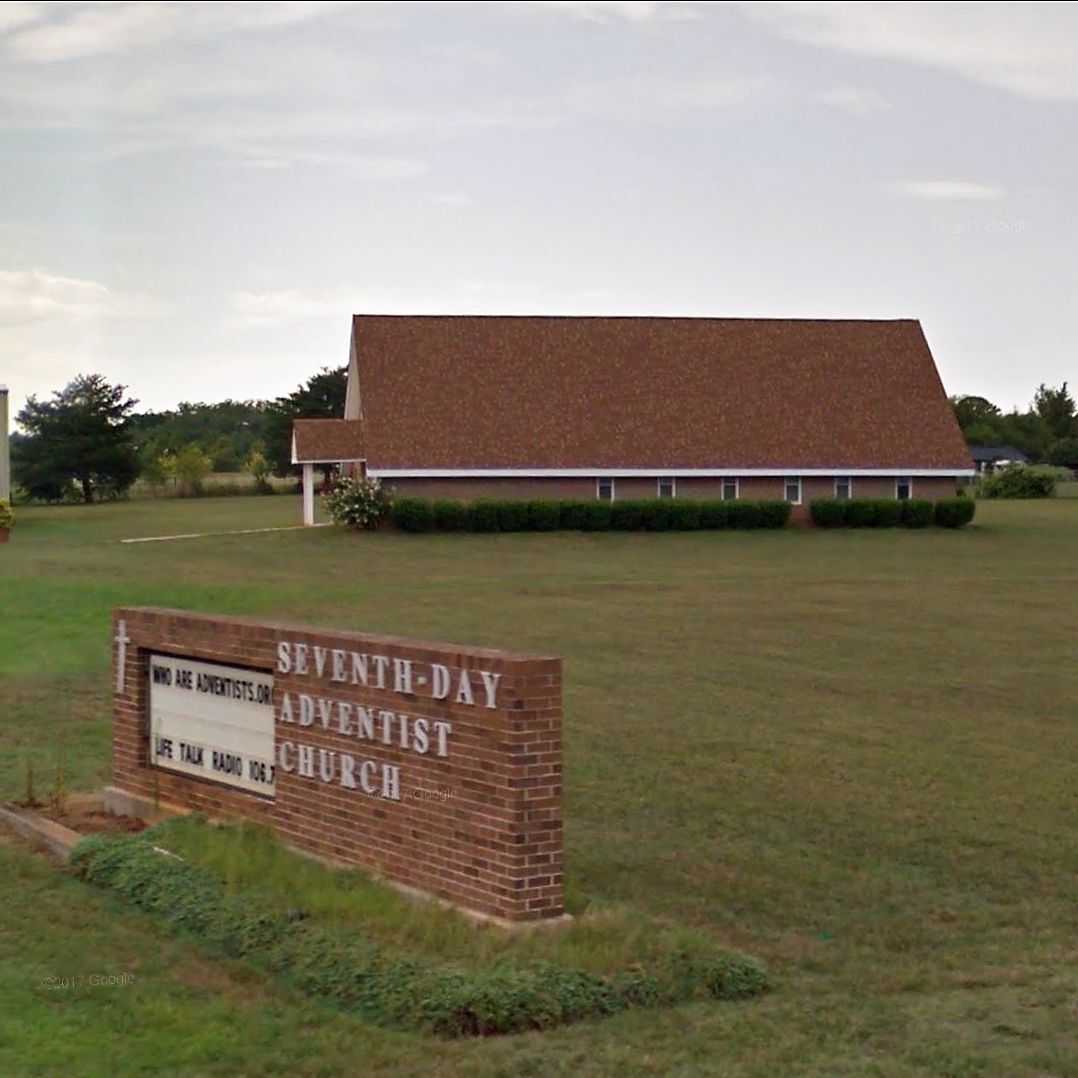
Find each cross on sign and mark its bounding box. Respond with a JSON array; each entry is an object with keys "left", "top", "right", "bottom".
[{"left": 114, "top": 619, "right": 131, "bottom": 694}]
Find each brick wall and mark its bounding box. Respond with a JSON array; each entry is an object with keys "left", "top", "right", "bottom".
[
  {"left": 112, "top": 607, "right": 563, "bottom": 923},
  {"left": 380, "top": 474, "right": 960, "bottom": 505}
]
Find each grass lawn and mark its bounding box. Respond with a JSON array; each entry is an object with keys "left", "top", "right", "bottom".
[{"left": 2, "top": 495, "right": 1077, "bottom": 1075}]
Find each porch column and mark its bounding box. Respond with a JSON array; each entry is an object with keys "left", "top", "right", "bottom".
[{"left": 302, "top": 462, "right": 314, "bottom": 526}]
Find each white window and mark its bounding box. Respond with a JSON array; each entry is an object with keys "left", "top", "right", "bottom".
[
  {"left": 835, "top": 476, "right": 851, "bottom": 500},
  {"left": 785, "top": 476, "right": 802, "bottom": 504},
  {"left": 597, "top": 477, "right": 615, "bottom": 501},
  {"left": 657, "top": 477, "right": 675, "bottom": 499},
  {"left": 721, "top": 477, "right": 738, "bottom": 500},
  {"left": 895, "top": 476, "right": 912, "bottom": 500}
]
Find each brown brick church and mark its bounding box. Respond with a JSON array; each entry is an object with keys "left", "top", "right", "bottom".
[{"left": 292, "top": 314, "right": 972, "bottom": 523}]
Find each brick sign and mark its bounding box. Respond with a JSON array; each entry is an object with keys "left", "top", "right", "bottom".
[{"left": 110, "top": 608, "right": 564, "bottom": 923}]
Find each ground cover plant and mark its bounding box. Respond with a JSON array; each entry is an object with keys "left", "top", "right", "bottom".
[
  {"left": 2, "top": 495, "right": 1077, "bottom": 1075},
  {"left": 70, "top": 821, "right": 768, "bottom": 1038}
]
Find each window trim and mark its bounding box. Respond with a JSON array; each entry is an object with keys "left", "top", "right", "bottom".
[
  {"left": 721, "top": 477, "right": 739, "bottom": 501},
  {"left": 785, "top": 476, "right": 802, "bottom": 505},
  {"left": 657, "top": 476, "right": 676, "bottom": 499},
  {"left": 895, "top": 475, "right": 912, "bottom": 500},
  {"left": 834, "top": 475, "right": 852, "bottom": 500},
  {"left": 596, "top": 477, "right": 615, "bottom": 501}
]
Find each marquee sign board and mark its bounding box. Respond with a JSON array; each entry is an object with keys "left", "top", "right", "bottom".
[
  {"left": 148, "top": 654, "right": 276, "bottom": 796},
  {"left": 110, "top": 607, "right": 564, "bottom": 923}
]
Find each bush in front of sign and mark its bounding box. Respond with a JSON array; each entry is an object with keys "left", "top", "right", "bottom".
[
  {"left": 69, "top": 826, "right": 771, "bottom": 1038},
  {"left": 0, "top": 499, "right": 13, "bottom": 541},
  {"left": 323, "top": 476, "right": 394, "bottom": 530}
]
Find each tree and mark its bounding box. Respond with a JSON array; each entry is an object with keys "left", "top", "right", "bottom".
[
  {"left": 950, "top": 395, "right": 1004, "bottom": 446},
  {"left": 14, "top": 374, "right": 139, "bottom": 503},
  {"left": 1033, "top": 382, "right": 1076, "bottom": 441},
  {"left": 264, "top": 366, "right": 347, "bottom": 482},
  {"left": 1047, "top": 436, "right": 1078, "bottom": 470},
  {"left": 244, "top": 444, "right": 273, "bottom": 494},
  {"left": 171, "top": 444, "right": 212, "bottom": 496}
]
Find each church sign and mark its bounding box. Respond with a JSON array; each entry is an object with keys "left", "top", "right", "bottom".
[{"left": 110, "top": 607, "right": 564, "bottom": 923}]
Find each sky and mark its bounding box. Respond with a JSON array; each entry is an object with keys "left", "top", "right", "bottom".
[{"left": 1, "top": 1, "right": 1075, "bottom": 419}]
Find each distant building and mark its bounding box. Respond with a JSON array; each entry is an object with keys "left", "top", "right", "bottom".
[
  {"left": 968, "top": 445, "right": 1030, "bottom": 475},
  {"left": 0, "top": 386, "right": 10, "bottom": 503},
  {"left": 293, "top": 315, "right": 973, "bottom": 523}
]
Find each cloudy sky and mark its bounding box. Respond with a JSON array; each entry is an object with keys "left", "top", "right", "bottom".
[{"left": 1, "top": 1, "right": 1075, "bottom": 417}]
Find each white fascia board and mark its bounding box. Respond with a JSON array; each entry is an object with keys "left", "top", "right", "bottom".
[
  {"left": 294, "top": 456, "right": 366, "bottom": 465},
  {"left": 369, "top": 467, "right": 976, "bottom": 479}
]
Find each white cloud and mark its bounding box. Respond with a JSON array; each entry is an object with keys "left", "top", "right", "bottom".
[
  {"left": 3, "top": 2, "right": 364, "bottom": 63},
  {"left": 0, "top": 269, "right": 166, "bottom": 321},
  {"left": 892, "top": 180, "right": 1006, "bottom": 201},
  {"left": 742, "top": 2, "right": 1078, "bottom": 101},
  {"left": 0, "top": 2, "right": 44, "bottom": 35},
  {"left": 430, "top": 193, "right": 474, "bottom": 207},
  {"left": 814, "top": 84, "right": 889, "bottom": 114},
  {"left": 564, "top": 71, "right": 776, "bottom": 122},
  {"left": 542, "top": 2, "right": 698, "bottom": 25}
]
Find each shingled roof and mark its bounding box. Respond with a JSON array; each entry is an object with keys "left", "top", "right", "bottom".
[
  {"left": 340, "top": 315, "right": 971, "bottom": 473},
  {"left": 292, "top": 418, "right": 364, "bottom": 464}
]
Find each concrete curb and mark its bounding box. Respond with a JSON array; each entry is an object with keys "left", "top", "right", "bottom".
[{"left": 0, "top": 804, "right": 82, "bottom": 860}]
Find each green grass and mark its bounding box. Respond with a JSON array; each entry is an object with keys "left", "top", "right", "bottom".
[
  {"left": 148, "top": 815, "right": 744, "bottom": 977},
  {"left": 2, "top": 494, "right": 1077, "bottom": 1074}
]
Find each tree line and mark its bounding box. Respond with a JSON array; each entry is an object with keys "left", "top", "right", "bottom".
[
  {"left": 950, "top": 382, "right": 1077, "bottom": 467},
  {"left": 10, "top": 367, "right": 345, "bottom": 503}
]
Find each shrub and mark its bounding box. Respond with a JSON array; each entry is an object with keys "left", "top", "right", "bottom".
[
  {"left": 873, "top": 500, "right": 902, "bottom": 527},
  {"left": 324, "top": 476, "right": 394, "bottom": 530},
  {"left": 244, "top": 447, "right": 273, "bottom": 495},
  {"left": 844, "top": 499, "right": 877, "bottom": 528},
  {"left": 581, "top": 501, "right": 613, "bottom": 531},
  {"left": 757, "top": 501, "right": 792, "bottom": 529},
  {"left": 667, "top": 501, "right": 702, "bottom": 530},
  {"left": 899, "top": 499, "right": 933, "bottom": 528},
  {"left": 726, "top": 501, "right": 761, "bottom": 529},
  {"left": 980, "top": 465, "right": 1056, "bottom": 499},
  {"left": 809, "top": 498, "right": 847, "bottom": 528},
  {"left": 526, "top": 500, "right": 561, "bottom": 532},
  {"left": 558, "top": 500, "right": 593, "bottom": 530},
  {"left": 432, "top": 500, "right": 468, "bottom": 532},
  {"left": 468, "top": 499, "right": 500, "bottom": 532},
  {"left": 69, "top": 827, "right": 770, "bottom": 1038},
  {"left": 0, "top": 499, "right": 13, "bottom": 531},
  {"left": 934, "top": 497, "right": 976, "bottom": 528},
  {"left": 698, "top": 500, "right": 729, "bottom": 529},
  {"left": 496, "top": 500, "right": 529, "bottom": 532},
  {"left": 611, "top": 500, "right": 645, "bottom": 531},
  {"left": 171, "top": 443, "right": 212, "bottom": 497},
  {"left": 390, "top": 496, "right": 433, "bottom": 533},
  {"left": 640, "top": 499, "right": 673, "bottom": 531}
]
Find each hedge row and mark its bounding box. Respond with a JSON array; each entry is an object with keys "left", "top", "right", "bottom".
[
  {"left": 809, "top": 497, "right": 975, "bottom": 529},
  {"left": 392, "top": 497, "right": 792, "bottom": 533},
  {"left": 70, "top": 830, "right": 770, "bottom": 1038}
]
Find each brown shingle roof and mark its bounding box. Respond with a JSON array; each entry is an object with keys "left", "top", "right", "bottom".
[
  {"left": 347, "top": 315, "right": 972, "bottom": 471},
  {"left": 292, "top": 418, "right": 364, "bottom": 463}
]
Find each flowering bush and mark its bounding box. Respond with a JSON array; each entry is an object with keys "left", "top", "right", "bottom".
[{"left": 323, "top": 476, "right": 393, "bottom": 530}]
